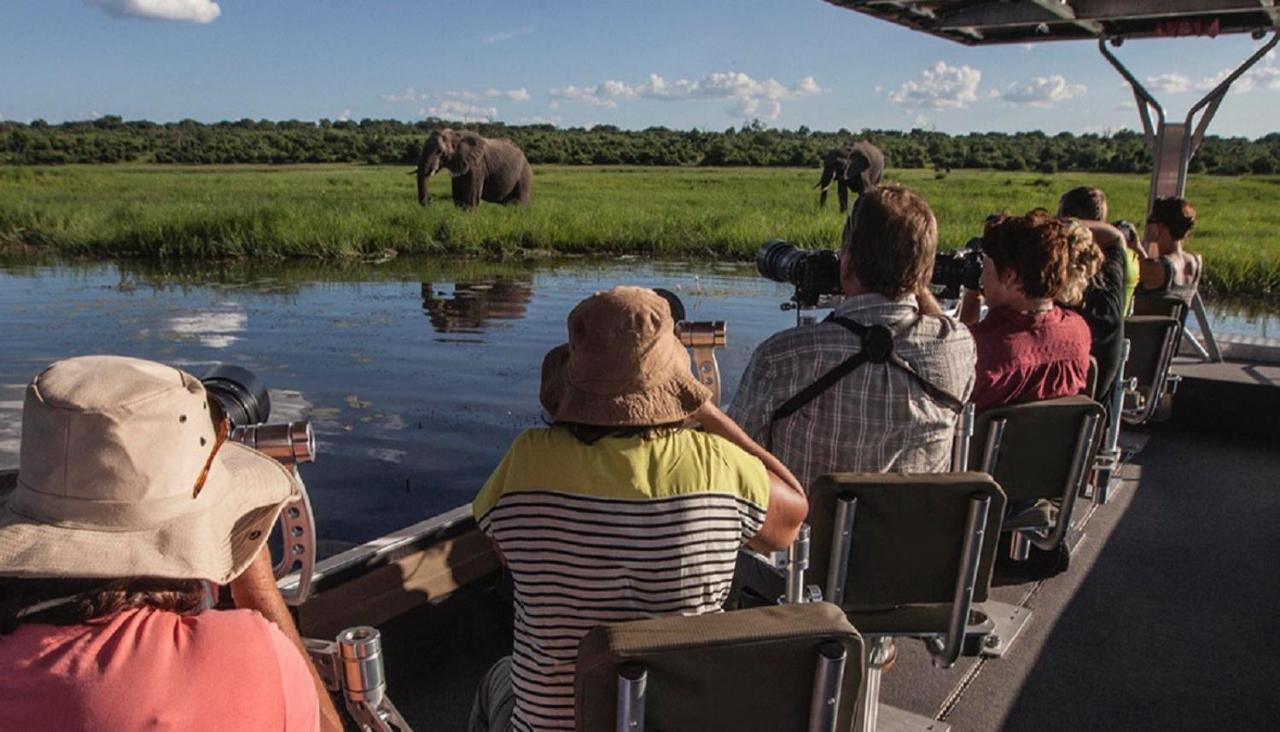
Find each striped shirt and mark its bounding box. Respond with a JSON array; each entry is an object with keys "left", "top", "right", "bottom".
[
  {"left": 473, "top": 427, "right": 770, "bottom": 731},
  {"left": 727, "top": 293, "right": 976, "bottom": 491}
]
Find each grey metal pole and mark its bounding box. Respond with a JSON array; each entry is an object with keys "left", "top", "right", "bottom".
[
  {"left": 807, "top": 641, "right": 848, "bottom": 732},
  {"left": 616, "top": 664, "right": 647, "bottom": 732},
  {"left": 825, "top": 497, "right": 857, "bottom": 606},
  {"left": 952, "top": 403, "right": 974, "bottom": 472},
  {"left": 785, "top": 525, "right": 812, "bottom": 604},
  {"left": 939, "top": 495, "right": 990, "bottom": 668}
]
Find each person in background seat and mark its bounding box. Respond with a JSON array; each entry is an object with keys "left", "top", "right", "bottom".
[
  {"left": 0, "top": 355, "right": 341, "bottom": 732},
  {"left": 1057, "top": 186, "right": 1128, "bottom": 402},
  {"left": 959, "top": 211, "right": 1101, "bottom": 413},
  {"left": 728, "top": 185, "right": 976, "bottom": 491},
  {"left": 468, "top": 286, "right": 807, "bottom": 732},
  {"left": 1137, "top": 196, "right": 1202, "bottom": 307}
]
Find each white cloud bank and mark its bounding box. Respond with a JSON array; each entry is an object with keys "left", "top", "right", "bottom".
[
  {"left": 549, "top": 72, "right": 822, "bottom": 120},
  {"left": 84, "top": 0, "right": 220, "bottom": 23},
  {"left": 1002, "top": 75, "right": 1086, "bottom": 106},
  {"left": 482, "top": 26, "right": 534, "bottom": 45},
  {"left": 421, "top": 100, "right": 499, "bottom": 123},
  {"left": 889, "top": 62, "right": 987, "bottom": 109},
  {"left": 383, "top": 88, "right": 530, "bottom": 104},
  {"left": 1145, "top": 73, "right": 1190, "bottom": 94}
]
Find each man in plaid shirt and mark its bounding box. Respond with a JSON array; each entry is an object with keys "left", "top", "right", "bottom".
[{"left": 728, "top": 186, "right": 976, "bottom": 492}]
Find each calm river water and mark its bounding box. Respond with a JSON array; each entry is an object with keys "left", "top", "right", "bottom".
[{"left": 2, "top": 258, "right": 1275, "bottom": 550}]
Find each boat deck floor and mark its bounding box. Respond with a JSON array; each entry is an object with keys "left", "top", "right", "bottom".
[{"left": 376, "top": 359, "right": 1280, "bottom": 729}]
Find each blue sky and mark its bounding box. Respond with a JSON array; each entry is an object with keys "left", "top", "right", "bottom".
[{"left": 3, "top": 1, "right": 1278, "bottom": 136}]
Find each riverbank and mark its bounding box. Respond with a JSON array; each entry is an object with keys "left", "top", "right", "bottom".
[{"left": 2, "top": 164, "right": 1277, "bottom": 297}]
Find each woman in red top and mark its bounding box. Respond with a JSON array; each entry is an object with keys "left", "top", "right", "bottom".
[{"left": 959, "top": 211, "right": 1102, "bottom": 413}]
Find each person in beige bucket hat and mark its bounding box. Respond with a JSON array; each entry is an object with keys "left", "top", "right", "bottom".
[
  {"left": 0, "top": 355, "right": 341, "bottom": 731},
  {"left": 468, "top": 286, "right": 808, "bottom": 731}
]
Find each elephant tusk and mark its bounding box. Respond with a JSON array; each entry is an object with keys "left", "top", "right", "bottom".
[{"left": 408, "top": 169, "right": 421, "bottom": 175}]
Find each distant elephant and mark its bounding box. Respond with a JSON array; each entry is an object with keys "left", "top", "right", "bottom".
[
  {"left": 413, "top": 129, "right": 532, "bottom": 208},
  {"left": 817, "top": 141, "right": 885, "bottom": 212}
]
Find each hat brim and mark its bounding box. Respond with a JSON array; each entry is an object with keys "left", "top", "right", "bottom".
[
  {"left": 0, "top": 442, "right": 296, "bottom": 585},
  {"left": 540, "top": 343, "right": 710, "bottom": 427}
]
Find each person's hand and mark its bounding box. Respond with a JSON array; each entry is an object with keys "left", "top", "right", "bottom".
[{"left": 958, "top": 287, "right": 983, "bottom": 325}]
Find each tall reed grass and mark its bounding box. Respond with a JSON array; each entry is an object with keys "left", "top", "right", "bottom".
[{"left": 1, "top": 164, "right": 1276, "bottom": 298}]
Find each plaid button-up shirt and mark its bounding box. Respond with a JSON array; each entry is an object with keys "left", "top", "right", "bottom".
[{"left": 727, "top": 293, "right": 976, "bottom": 491}]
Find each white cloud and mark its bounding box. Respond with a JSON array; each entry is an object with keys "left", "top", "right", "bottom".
[
  {"left": 1002, "top": 74, "right": 1086, "bottom": 107},
  {"left": 84, "top": 0, "right": 220, "bottom": 23},
  {"left": 382, "top": 88, "right": 423, "bottom": 103},
  {"left": 1196, "top": 62, "right": 1280, "bottom": 94},
  {"left": 1145, "top": 73, "right": 1190, "bottom": 94},
  {"left": 889, "top": 62, "right": 987, "bottom": 109},
  {"left": 482, "top": 26, "right": 534, "bottom": 45},
  {"left": 384, "top": 87, "right": 530, "bottom": 105},
  {"left": 484, "top": 88, "right": 531, "bottom": 102},
  {"left": 421, "top": 100, "right": 498, "bottom": 123},
  {"left": 550, "top": 72, "right": 822, "bottom": 120},
  {"left": 337, "top": 109, "right": 351, "bottom": 122},
  {"left": 520, "top": 115, "right": 561, "bottom": 126}
]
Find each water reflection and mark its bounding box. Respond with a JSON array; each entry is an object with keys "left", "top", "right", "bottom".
[
  {"left": 420, "top": 277, "right": 533, "bottom": 336},
  {"left": 1, "top": 256, "right": 1275, "bottom": 550}
]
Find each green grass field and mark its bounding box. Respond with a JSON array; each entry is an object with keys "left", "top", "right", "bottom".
[{"left": 1, "top": 164, "right": 1277, "bottom": 298}]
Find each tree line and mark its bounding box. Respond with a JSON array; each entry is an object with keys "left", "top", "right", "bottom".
[{"left": 2, "top": 116, "right": 1279, "bottom": 175}]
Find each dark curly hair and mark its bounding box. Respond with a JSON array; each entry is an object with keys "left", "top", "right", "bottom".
[{"left": 982, "top": 211, "right": 1101, "bottom": 304}]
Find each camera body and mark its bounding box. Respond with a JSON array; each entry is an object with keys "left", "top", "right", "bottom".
[
  {"left": 756, "top": 239, "right": 842, "bottom": 308},
  {"left": 930, "top": 237, "right": 984, "bottom": 300}
]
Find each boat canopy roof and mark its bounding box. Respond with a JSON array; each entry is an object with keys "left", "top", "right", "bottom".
[{"left": 824, "top": 0, "right": 1280, "bottom": 45}]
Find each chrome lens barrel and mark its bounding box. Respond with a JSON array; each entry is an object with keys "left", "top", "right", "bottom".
[{"left": 230, "top": 421, "right": 316, "bottom": 465}]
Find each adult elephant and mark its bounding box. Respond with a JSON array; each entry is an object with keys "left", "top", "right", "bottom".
[
  {"left": 817, "top": 141, "right": 884, "bottom": 212},
  {"left": 413, "top": 129, "right": 533, "bottom": 208}
]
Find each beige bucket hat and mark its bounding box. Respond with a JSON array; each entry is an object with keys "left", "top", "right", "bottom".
[
  {"left": 0, "top": 356, "right": 296, "bottom": 584},
  {"left": 540, "top": 286, "right": 710, "bottom": 427}
]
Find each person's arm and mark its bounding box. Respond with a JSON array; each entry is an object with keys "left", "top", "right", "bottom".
[
  {"left": 1078, "top": 220, "right": 1124, "bottom": 250},
  {"left": 230, "top": 546, "right": 345, "bottom": 732},
  {"left": 958, "top": 287, "right": 983, "bottom": 324},
  {"left": 692, "top": 401, "right": 807, "bottom": 552},
  {"left": 746, "top": 469, "right": 809, "bottom": 553},
  {"left": 694, "top": 400, "right": 802, "bottom": 495}
]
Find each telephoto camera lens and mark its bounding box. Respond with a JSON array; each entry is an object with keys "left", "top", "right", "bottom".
[
  {"left": 201, "top": 364, "right": 271, "bottom": 427},
  {"left": 756, "top": 239, "right": 807, "bottom": 285}
]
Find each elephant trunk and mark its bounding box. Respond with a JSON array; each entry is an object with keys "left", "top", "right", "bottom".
[
  {"left": 417, "top": 166, "right": 429, "bottom": 206},
  {"left": 817, "top": 165, "right": 834, "bottom": 192}
]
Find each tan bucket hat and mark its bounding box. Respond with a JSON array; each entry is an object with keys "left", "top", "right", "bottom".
[
  {"left": 0, "top": 355, "right": 296, "bottom": 584},
  {"left": 540, "top": 286, "right": 710, "bottom": 427}
]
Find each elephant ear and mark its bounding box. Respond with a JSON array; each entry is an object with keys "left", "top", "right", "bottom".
[{"left": 451, "top": 134, "right": 486, "bottom": 177}]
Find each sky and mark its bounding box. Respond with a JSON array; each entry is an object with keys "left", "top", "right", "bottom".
[{"left": 2, "top": 0, "right": 1278, "bottom": 137}]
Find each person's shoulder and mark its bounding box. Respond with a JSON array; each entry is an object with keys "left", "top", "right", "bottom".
[
  {"left": 689, "top": 431, "right": 770, "bottom": 505},
  {"left": 912, "top": 312, "right": 973, "bottom": 346},
  {"left": 752, "top": 322, "right": 826, "bottom": 358}
]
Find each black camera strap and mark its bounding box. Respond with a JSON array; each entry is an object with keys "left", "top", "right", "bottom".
[{"left": 768, "top": 314, "right": 965, "bottom": 425}]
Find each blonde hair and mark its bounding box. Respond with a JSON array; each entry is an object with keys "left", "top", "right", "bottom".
[{"left": 1058, "top": 220, "right": 1103, "bottom": 307}]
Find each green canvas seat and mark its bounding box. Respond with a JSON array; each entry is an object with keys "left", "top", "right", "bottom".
[{"left": 575, "top": 602, "right": 863, "bottom": 732}]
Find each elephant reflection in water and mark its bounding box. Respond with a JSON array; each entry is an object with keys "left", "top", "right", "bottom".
[{"left": 420, "top": 278, "right": 534, "bottom": 334}]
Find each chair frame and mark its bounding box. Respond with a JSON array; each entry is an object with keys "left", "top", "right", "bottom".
[
  {"left": 612, "top": 642, "right": 849, "bottom": 732},
  {"left": 784, "top": 477, "right": 996, "bottom": 732},
  {"left": 980, "top": 408, "right": 1101, "bottom": 560},
  {"left": 1093, "top": 338, "right": 1132, "bottom": 505},
  {"left": 1123, "top": 304, "right": 1186, "bottom": 426}
]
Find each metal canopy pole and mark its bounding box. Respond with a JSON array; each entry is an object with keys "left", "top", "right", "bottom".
[{"left": 1098, "top": 32, "right": 1280, "bottom": 363}]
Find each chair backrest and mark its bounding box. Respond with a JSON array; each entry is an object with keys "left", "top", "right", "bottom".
[
  {"left": 968, "top": 395, "right": 1104, "bottom": 503},
  {"left": 1132, "top": 293, "right": 1188, "bottom": 324},
  {"left": 806, "top": 473, "right": 1005, "bottom": 611},
  {"left": 1123, "top": 315, "right": 1181, "bottom": 396},
  {"left": 575, "top": 602, "right": 863, "bottom": 732}
]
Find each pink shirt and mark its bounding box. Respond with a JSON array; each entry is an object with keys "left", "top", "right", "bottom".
[{"left": 0, "top": 606, "right": 319, "bottom": 731}]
